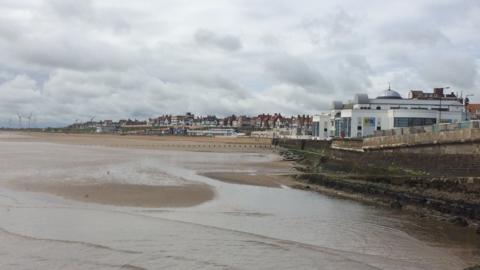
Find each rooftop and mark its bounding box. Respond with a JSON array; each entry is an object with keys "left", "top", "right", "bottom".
[{"left": 376, "top": 86, "right": 402, "bottom": 100}]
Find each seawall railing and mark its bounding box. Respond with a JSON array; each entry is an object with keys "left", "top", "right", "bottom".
[{"left": 372, "top": 120, "right": 480, "bottom": 137}]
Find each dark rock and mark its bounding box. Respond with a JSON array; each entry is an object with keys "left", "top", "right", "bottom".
[
  {"left": 417, "top": 213, "right": 426, "bottom": 218},
  {"left": 476, "top": 226, "right": 480, "bottom": 235},
  {"left": 305, "top": 185, "right": 311, "bottom": 190},
  {"left": 464, "top": 265, "right": 480, "bottom": 270},
  {"left": 449, "top": 216, "right": 468, "bottom": 227},
  {"left": 390, "top": 201, "right": 402, "bottom": 209}
]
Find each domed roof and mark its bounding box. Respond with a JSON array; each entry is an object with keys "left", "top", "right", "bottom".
[{"left": 376, "top": 85, "right": 402, "bottom": 99}]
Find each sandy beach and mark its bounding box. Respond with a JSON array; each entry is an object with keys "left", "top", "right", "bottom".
[
  {"left": 0, "top": 132, "right": 289, "bottom": 208},
  {"left": 1, "top": 131, "right": 478, "bottom": 269},
  {"left": 0, "top": 132, "right": 273, "bottom": 152},
  {"left": 7, "top": 181, "right": 215, "bottom": 208}
]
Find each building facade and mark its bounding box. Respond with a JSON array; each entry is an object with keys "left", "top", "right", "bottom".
[
  {"left": 312, "top": 113, "right": 331, "bottom": 139},
  {"left": 467, "top": 104, "right": 480, "bottom": 120},
  {"left": 312, "top": 87, "right": 466, "bottom": 139}
]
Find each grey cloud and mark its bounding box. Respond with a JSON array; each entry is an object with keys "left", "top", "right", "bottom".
[
  {"left": 0, "top": 19, "right": 20, "bottom": 42},
  {"left": 45, "top": 0, "right": 95, "bottom": 21},
  {"left": 0, "top": 75, "right": 39, "bottom": 104},
  {"left": 301, "top": 8, "right": 358, "bottom": 47},
  {"left": 44, "top": 0, "right": 132, "bottom": 34},
  {"left": 0, "top": 75, "right": 44, "bottom": 120},
  {"left": 194, "top": 29, "right": 242, "bottom": 51},
  {"left": 266, "top": 55, "right": 332, "bottom": 91},
  {"left": 415, "top": 51, "right": 478, "bottom": 89},
  {"left": 13, "top": 35, "right": 133, "bottom": 71},
  {"left": 378, "top": 21, "right": 450, "bottom": 47},
  {"left": 330, "top": 54, "right": 373, "bottom": 96}
]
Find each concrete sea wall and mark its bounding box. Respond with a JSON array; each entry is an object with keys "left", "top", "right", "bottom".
[
  {"left": 363, "top": 126, "right": 480, "bottom": 154},
  {"left": 275, "top": 132, "right": 480, "bottom": 224}
]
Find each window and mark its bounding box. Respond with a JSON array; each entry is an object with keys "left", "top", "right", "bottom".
[
  {"left": 394, "top": 117, "right": 437, "bottom": 127},
  {"left": 313, "top": 122, "right": 320, "bottom": 137},
  {"left": 431, "top": 108, "right": 449, "bottom": 111},
  {"left": 376, "top": 106, "right": 381, "bottom": 110}
]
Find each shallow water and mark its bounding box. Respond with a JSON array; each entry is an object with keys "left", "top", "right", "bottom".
[{"left": 0, "top": 139, "right": 479, "bottom": 269}]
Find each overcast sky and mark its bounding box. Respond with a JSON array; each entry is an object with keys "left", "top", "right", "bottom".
[{"left": 1, "top": 0, "right": 479, "bottom": 127}]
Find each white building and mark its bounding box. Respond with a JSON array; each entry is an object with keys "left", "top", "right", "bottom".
[
  {"left": 312, "top": 113, "right": 332, "bottom": 140},
  {"left": 312, "top": 87, "right": 466, "bottom": 139},
  {"left": 187, "top": 128, "right": 237, "bottom": 137}
]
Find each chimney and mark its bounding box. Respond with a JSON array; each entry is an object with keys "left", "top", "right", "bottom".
[{"left": 433, "top": 88, "right": 444, "bottom": 98}]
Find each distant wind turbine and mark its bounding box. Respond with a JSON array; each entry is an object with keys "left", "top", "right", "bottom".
[
  {"left": 16, "top": 113, "right": 23, "bottom": 129},
  {"left": 26, "top": 113, "right": 32, "bottom": 129}
]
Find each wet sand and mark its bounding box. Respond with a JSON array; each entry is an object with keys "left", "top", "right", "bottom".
[
  {"left": 1, "top": 132, "right": 480, "bottom": 269},
  {"left": 202, "top": 172, "right": 294, "bottom": 188},
  {"left": 0, "top": 132, "right": 289, "bottom": 207},
  {"left": 8, "top": 181, "right": 214, "bottom": 208},
  {"left": 0, "top": 132, "right": 274, "bottom": 207},
  {"left": 0, "top": 132, "right": 273, "bottom": 152}
]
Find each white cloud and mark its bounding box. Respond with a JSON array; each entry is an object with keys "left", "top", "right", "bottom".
[{"left": 194, "top": 29, "right": 243, "bottom": 51}]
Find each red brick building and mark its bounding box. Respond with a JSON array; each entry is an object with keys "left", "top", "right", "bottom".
[{"left": 467, "top": 104, "right": 480, "bottom": 120}]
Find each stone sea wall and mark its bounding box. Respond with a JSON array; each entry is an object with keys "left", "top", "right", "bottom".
[
  {"left": 275, "top": 136, "right": 480, "bottom": 225},
  {"left": 363, "top": 126, "right": 480, "bottom": 154}
]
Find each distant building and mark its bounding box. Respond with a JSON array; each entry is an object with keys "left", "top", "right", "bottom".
[
  {"left": 187, "top": 128, "right": 237, "bottom": 137},
  {"left": 252, "top": 113, "right": 291, "bottom": 129},
  {"left": 121, "top": 119, "right": 149, "bottom": 128},
  {"left": 313, "top": 87, "right": 466, "bottom": 139},
  {"left": 184, "top": 112, "right": 194, "bottom": 126},
  {"left": 255, "top": 114, "right": 270, "bottom": 128},
  {"left": 221, "top": 115, "right": 237, "bottom": 127},
  {"left": 200, "top": 115, "right": 219, "bottom": 127},
  {"left": 150, "top": 115, "right": 171, "bottom": 127},
  {"left": 312, "top": 113, "right": 331, "bottom": 140},
  {"left": 96, "top": 126, "right": 116, "bottom": 133},
  {"left": 467, "top": 104, "right": 480, "bottom": 120},
  {"left": 291, "top": 115, "right": 312, "bottom": 136},
  {"left": 232, "top": 115, "right": 254, "bottom": 128}
]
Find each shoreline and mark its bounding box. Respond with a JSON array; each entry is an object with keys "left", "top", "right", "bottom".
[{"left": 201, "top": 171, "right": 295, "bottom": 188}]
